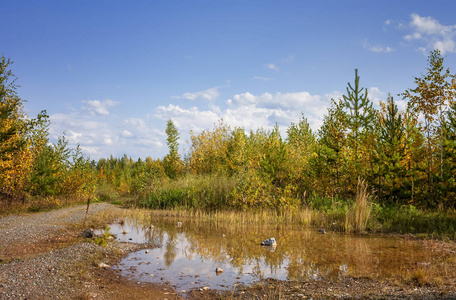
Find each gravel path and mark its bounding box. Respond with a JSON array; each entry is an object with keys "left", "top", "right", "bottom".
[
  {"left": 0, "top": 203, "right": 112, "bottom": 246},
  {"left": 0, "top": 203, "right": 181, "bottom": 300}
]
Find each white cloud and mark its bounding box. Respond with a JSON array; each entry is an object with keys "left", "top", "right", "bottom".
[
  {"left": 49, "top": 87, "right": 390, "bottom": 160},
  {"left": 175, "top": 86, "right": 220, "bottom": 101},
  {"left": 253, "top": 76, "right": 273, "bottom": 81},
  {"left": 156, "top": 104, "right": 220, "bottom": 132},
  {"left": 404, "top": 13, "right": 456, "bottom": 54},
  {"left": 265, "top": 63, "right": 279, "bottom": 72},
  {"left": 385, "top": 19, "right": 392, "bottom": 26},
  {"left": 104, "top": 136, "right": 113, "bottom": 145},
  {"left": 153, "top": 91, "right": 338, "bottom": 148},
  {"left": 82, "top": 99, "right": 118, "bottom": 116},
  {"left": 404, "top": 32, "right": 422, "bottom": 41},
  {"left": 123, "top": 117, "right": 147, "bottom": 129},
  {"left": 225, "top": 91, "right": 334, "bottom": 131},
  {"left": 418, "top": 46, "right": 427, "bottom": 55},
  {"left": 121, "top": 130, "right": 133, "bottom": 137},
  {"left": 49, "top": 100, "right": 166, "bottom": 160},
  {"left": 364, "top": 40, "right": 393, "bottom": 53},
  {"left": 368, "top": 87, "right": 386, "bottom": 107}
]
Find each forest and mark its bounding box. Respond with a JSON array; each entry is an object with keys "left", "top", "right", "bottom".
[{"left": 1, "top": 50, "right": 456, "bottom": 236}]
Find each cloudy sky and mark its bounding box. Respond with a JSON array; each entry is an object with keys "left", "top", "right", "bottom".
[{"left": 2, "top": 1, "right": 456, "bottom": 160}]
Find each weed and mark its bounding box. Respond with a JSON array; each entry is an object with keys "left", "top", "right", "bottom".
[
  {"left": 345, "top": 179, "right": 373, "bottom": 233},
  {"left": 93, "top": 226, "right": 111, "bottom": 247}
]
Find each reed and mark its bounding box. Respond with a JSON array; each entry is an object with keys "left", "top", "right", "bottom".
[
  {"left": 345, "top": 179, "right": 372, "bottom": 233},
  {"left": 145, "top": 206, "right": 313, "bottom": 226}
]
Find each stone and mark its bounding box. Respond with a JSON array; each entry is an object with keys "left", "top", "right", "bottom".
[
  {"left": 318, "top": 229, "right": 326, "bottom": 234},
  {"left": 262, "top": 244, "right": 277, "bottom": 252},
  {"left": 98, "top": 262, "right": 110, "bottom": 269},
  {"left": 215, "top": 267, "right": 224, "bottom": 274},
  {"left": 79, "top": 229, "right": 94, "bottom": 238},
  {"left": 260, "top": 237, "right": 277, "bottom": 246}
]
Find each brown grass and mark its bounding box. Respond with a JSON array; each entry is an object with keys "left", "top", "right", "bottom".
[{"left": 345, "top": 179, "right": 372, "bottom": 233}]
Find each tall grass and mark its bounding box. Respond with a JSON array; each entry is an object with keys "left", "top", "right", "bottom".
[
  {"left": 65, "top": 172, "right": 456, "bottom": 239},
  {"left": 140, "top": 174, "right": 237, "bottom": 209},
  {"left": 180, "top": 207, "right": 313, "bottom": 225},
  {"left": 345, "top": 179, "right": 373, "bottom": 233}
]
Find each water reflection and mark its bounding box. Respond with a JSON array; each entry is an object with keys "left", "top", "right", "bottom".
[{"left": 102, "top": 217, "right": 456, "bottom": 292}]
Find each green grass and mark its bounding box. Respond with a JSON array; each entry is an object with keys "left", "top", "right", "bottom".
[{"left": 136, "top": 174, "right": 456, "bottom": 238}]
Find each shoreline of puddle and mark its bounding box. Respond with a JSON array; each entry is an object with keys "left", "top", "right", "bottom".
[{"left": 95, "top": 218, "right": 456, "bottom": 293}]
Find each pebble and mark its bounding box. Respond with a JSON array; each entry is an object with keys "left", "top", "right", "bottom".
[
  {"left": 98, "top": 262, "right": 110, "bottom": 268},
  {"left": 0, "top": 203, "right": 153, "bottom": 299}
]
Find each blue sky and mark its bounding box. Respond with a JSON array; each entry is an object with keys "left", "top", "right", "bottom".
[{"left": 2, "top": 1, "right": 456, "bottom": 160}]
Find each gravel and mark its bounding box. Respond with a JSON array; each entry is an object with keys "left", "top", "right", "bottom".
[
  {"left": 0, "top": 203, "right": 113, "bottom": 246},
  {"left": 0, "top": 203, "right": 151, "bottom": 299},
  {"left": 0, "top": 242, "right": 105, "bottom": 299}
]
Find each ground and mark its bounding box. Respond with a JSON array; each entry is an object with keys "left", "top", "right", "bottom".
[{"left": 0, "top": 203, "right": 455, "bottom": 299}]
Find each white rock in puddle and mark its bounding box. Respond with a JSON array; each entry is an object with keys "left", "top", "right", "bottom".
[
  {"left": 145, "top": 250, "right": 149, "bottom": 254},
  {"left": 200, "top": 287, "right": 210, "bottom": 291},
  {"left": 98, "top": 262, "right": 110, "bottom": 269},
  {"left": 215, "top": 267, "right": 224, "bottom": 274},
  {"left": 260, "top": 237, "right": 277, "bottom": 246}
]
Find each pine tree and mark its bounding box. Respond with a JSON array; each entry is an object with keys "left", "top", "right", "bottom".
[
  {"left": 317, "top": 99, "right": 348, "bottom": 196},
  {"left": 343, "top": 69, "right": 375, "bottom": 156},
  {"left": 342, "top": 69, "right": 376, "bottom": 189},
  {"left": 376, "top": 95, "right": 406, "bottom": 201}
]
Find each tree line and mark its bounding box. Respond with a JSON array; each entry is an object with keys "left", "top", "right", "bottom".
[{"left": 1, "top": 50, "right": 455, "bottom": 211}]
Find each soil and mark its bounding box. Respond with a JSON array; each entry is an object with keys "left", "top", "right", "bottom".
[{"left": 1, "top": 203, "right": 455, "bottom": 299}]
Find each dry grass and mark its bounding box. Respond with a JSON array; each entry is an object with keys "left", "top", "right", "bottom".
[
  {"left": 149, "top": 207, "right": 314, "bottom": 226},
  {"left": 345, "top": 179, "right": 372, "bottom": 233}
]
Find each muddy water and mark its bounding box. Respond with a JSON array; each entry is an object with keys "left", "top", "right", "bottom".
[{"left": 99, "top": 218, "right": 455, "bottom": 292}]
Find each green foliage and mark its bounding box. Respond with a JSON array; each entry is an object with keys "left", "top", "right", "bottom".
[
  {"left": 93, "top": 226, "right": 112, "bottom": 247},
  {"left": 140, "top": 174, "right": 237, "bottom": 209},
  {"left": 402, "top": 50, "right": 456, "bottom": 203},
  {"left": 259, "top": 125, "right": 288, "bottom": 187},
  {"left": 28, "top": 145, "right": 61, "bottom": 196},
  {"left": 343, "top": 69, "right": 375, "bottom": 139},
  {"left": 375, "top": 95, "right": 407, "bottom": 202},
  {"left": 376, "top": 205, "right": 456, "bottom": 237},
  {"left": 0, "top": 56, "right": 26, "bottom": 159},
  {"left": 164, "top": 119, "right": 182, "bottom": 179},
  {"left": 142, "top": 187, "right": 186, "bottom": 209}
]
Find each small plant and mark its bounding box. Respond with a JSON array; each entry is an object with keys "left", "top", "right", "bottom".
[
  {"left": 410, "top": 268, "right": 428, "bottom": 286},
  {"left": 93, "top": 226, "right": 111, "bottom": 247}
]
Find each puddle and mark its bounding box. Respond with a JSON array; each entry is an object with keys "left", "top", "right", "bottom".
[{"left": 98, "top": 218, "right": 456, "bottom": 292}]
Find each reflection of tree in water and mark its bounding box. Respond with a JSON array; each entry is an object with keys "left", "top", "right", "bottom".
[
  {"left": 164, "top": 237, "right": 177, "bottom": 267},
  {"left": 164, "top": 226, "right": 179, "bottom": 267},
  {"left": 127, "top": 215, "right": 448, "bottom": 282}
]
